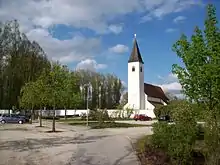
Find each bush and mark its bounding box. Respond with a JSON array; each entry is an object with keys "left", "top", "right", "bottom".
[
  {"left": 152, "top": 101, "right": 198, "bottom": 164},
  {"left": 154, "top": 105, "right": 172, "bottom": 118},
  {"left": 81, "top": 109, "right": 111, "bottom": 122},
  {"left": 151, "top": 122, "right": 172, "bottom": 149},
  {"left": 203, "top": 110, "right": 220, "bottom": 165}
]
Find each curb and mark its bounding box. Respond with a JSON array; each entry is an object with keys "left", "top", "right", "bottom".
[{"left": 125, "top": 136, "right": 142, "bottom": 165}]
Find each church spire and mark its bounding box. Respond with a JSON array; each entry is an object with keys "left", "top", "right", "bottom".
[{"left": 128, "top": 34, "right": 144, "bottom": 64}]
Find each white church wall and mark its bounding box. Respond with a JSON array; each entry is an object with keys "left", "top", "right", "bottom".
[
  {"left": 144, "top": 94, "right": 155, "bottom": 110},
  {"left": 128, "top": 62, "right": 145, "bottom": 109},
  {"left": 147, "top": 96, "right": 167, "bottom": 105}
]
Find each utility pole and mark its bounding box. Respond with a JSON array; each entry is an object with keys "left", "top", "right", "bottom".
[
  {"left": 80, "top": 83, "right": 92, "bottom": 127},
  {"left": 86, "top": 82, "right": 92, "bottom": 127},
  {"left": 86, "top": 86, "right": 89, "bottom": 127},
  {"left": 99, "top": 86, "right": 101, "bottom": 109}
]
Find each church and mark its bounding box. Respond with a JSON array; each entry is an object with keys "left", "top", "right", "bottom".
[{"left": 123, "top": 35, "right": 169, "bottom": 118}]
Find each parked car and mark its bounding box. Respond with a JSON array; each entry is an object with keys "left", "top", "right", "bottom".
[
  {"left": 134, "top": 114, "right": 152, "bottom": 121},
  {"left": 0, "top": 114, "right": 26, "bottom": 124},
  {"left": 158, "top": 115, "right": 173, "bottom": 122},
  {"left": 17, "top": 115, "right": 31, "bottom": 122}
]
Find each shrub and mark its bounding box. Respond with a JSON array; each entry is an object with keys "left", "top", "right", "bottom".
[
  {"left": 151, "top": 122, "right": 172, "bottom": 149},
  {"left": 84, "top": 109, "right": 111, "bottom": 122},
  {"left": 154, "top": 105, "right": 171, "bottom": 118},
  {"left": 125, "top": 108, "right": 133, "bottom": 118},
  {"left": 152, "top": 101, "right": 198, "bottom": 164},
  {"left": 203, "top": 110, "right": 220, "bottom": 165}
]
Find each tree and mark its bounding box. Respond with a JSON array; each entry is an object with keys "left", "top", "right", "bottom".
[
  {"left": 34, "top": 69, "right": 51, "bottom": 127},
  {"left": 0, "top": 20, "right": 50, "bottom": 109},
  {"left": 20, "top": 82, "right": 38, "bottom": 123},
  {"left": 120, "top": 92, "right": 128, "bottom": 106},
  {"left": 172, "top": 4, "right": 220, "bottom": 164},
  {"left": 60, "top": 66, "right": 81, "bottom": 119},
  {"left": 46, "top": 62, "right": 69, "bottom": 132}
]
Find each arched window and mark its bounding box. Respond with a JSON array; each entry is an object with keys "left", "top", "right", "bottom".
[
  {"left": 132, "top": 66, "right": 135, "bottom": 72},
  {"left": 140, "top": 66, "right": 142, "bottom": 72}
]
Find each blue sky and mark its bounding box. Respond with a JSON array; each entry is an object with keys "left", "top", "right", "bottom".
[{"left": 0, "top": 0, "right": 219, "bottom": 95}]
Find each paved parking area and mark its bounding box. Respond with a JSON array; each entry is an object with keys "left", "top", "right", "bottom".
[{"left": 0, "top": 122, "right": 153, "bottom": 165}]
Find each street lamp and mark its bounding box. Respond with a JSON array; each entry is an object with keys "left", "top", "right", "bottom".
[
  {"left": 99, "top": 83, "right": 102, "bottom": 110},
  {"left": 80, "top": 83, "right": 92, "bottom": 127}
]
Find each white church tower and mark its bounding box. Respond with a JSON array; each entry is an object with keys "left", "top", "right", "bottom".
[{"left": 127, "top": 34, "right": 145, "bottom": 110}]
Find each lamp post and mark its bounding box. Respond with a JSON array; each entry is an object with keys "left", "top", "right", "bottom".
[
  {"left": 80, "top": 83, "right": 92, "bottom": 127},
  {"left": 99, "top": 85, "right": 102, "bottom": 110}
]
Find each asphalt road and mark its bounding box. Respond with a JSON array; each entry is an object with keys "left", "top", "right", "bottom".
[{"left": 0, "top": 121, "right": 153, "bottom": 165}]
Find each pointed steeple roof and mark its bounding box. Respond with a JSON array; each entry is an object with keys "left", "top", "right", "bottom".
[{"left": 128, "top": 34, "right": 144, "bottom": 64}]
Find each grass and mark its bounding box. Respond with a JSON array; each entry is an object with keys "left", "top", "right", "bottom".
[{"left": 67, "top": 121, "right": 149, "bottom": 129}]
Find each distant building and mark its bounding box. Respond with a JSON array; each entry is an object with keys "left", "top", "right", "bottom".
[{"left": 124, "top": 35, "right": 169, "bottom": 118}]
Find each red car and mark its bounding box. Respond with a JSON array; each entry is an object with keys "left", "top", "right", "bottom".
[{"left": 134, "top": 114, "right": 152, "bottom": 121}]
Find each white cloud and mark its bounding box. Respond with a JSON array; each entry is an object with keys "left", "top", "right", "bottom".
[
  {"left": 108, "top": 44, "right": 129, "bottom": 54},
  {"left": 173, "top": 16, "right": 186, "bottom": 23},
  {"left": 108, "top": 24, "right": 123, "bottom": 34},
  {"left": 160, "top": 82, "right": 182, "bottom": 91},
  {"left": 0, "top": 0, "right": 202, "bottom": 65},
  {"left": 76, "top": 59, "right": 107, "bottom": 71},
  {"left": 157, "top": 73, "right": 183, "bottom": 98},
  {"left": 140, "top": 0, "right": 201, "bottom": 23},
  {"left": 166, "top": 73, "right": 178, "bottom": 82},
  {"left": 0, "top": 0, "right": 202, "bottom": 33},
  {"left": 140, "top": 15, "right": 153, "bottom": 23},
  {"left": 26, "top": 28, "right": 101, "bottom": 63},
  {"left": 165, "top": 28, "right": 177, "bottom": 33}
]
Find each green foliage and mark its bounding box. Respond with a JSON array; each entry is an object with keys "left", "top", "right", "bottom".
[
  {"left": 125, "top": 107, "right": 133, "bottom": 118},
  {"left": 0, "top": 20, "right": 124, "bottom": 110},
  {"left": 20, "top": 82, "right": 38, "bottom": 109},
  {"left": 154, "top": 100, "right": 192, "bottom": 119},
  {"left": 151, "top": 122, "right": 172, "bottom": 149},
  {"left": 154, "top": 105, "right": 170, "bottom": 118},
  {"left": 152, "top": 101, "right": 198, "bottom": 164},
  {"left": 0, "top": 20, "right": 50, "bottom": 109},
  {"left": 172, "top": 4, "right": 220, "bottom": 164},
  {"left": 87, "top": 109, "right": 111, "bottom": 123}
]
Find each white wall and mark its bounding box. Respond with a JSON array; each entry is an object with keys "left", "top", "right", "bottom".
[
  {"left": 0, "top": 109, "right": 13, "bottom": 114},
  {"left": 148, "top": 96, "right": 167, "bottom": 105},
  {"left": 41, "top": 109, "right": 89, "bottom": 117},
  {"left": 145, "top": 94, "right": 155, "bottom": 110},
  {"left": 37, "top": 109, "right": 157, "bottom": 119},
  {"left": 127, "top": 61, "right": 145, "bottom": 109}
]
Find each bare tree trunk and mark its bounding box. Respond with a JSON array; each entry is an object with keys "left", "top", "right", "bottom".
[
  {"left": 30, "top": 105, "right": 34, "bottom": 124},
  {"left": 39, "top": 107, "right": 44, "bottom": 127},
  {"left": 52, "top": 106, "right": 56, "bottom": 132},
  {"left": 38, "top": 108, "right": 42, "bottom": 127},
  {"left": 64, "top": 106, "right": 67, "bottom": 120}
]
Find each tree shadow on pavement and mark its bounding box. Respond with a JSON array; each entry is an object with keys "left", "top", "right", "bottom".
[
  {"left": 65, "top": 145, "right": 134, "bottom": 165},
  {"left": 0, "top": 135, "right": 111, "bottom": 152}
]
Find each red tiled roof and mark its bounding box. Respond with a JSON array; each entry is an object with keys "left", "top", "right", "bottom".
[{"left": 144, "top": 83, "right": 169, "bottom": 103}]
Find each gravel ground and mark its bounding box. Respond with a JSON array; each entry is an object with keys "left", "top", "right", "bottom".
[{"left": 0, "top": 121, "right": 153, "bottom": 165}]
